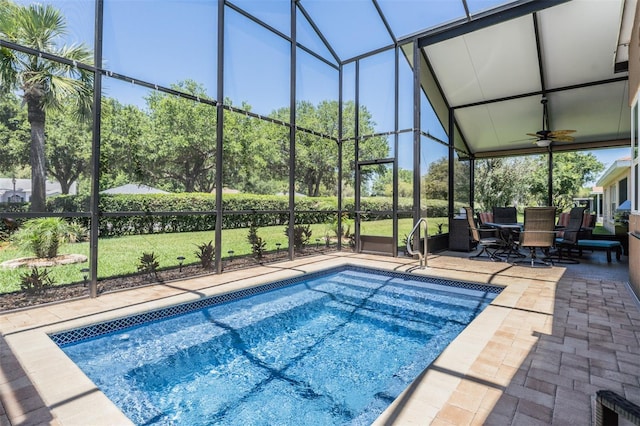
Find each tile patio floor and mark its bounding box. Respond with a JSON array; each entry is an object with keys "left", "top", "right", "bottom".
[{"left": 0, "top": 249, "right": 638, "bottom": 425}]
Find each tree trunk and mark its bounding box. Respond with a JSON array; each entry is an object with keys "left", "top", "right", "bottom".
[
  {"left": 27, "top": 98, "right": 47, "bottom": 212},
  {"left": 49, "top": 154, "right": 83, "bottom": 195},
  {"left": 313, "top": 170, "right": 323, "bottom": 197},
  {"left": 59, "top": 179, "right": 71, "bottom": 194}
]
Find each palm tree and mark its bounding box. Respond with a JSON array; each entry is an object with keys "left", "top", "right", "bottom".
[{"left": 0, "top": 1, "right": 93, "bottom": 211}]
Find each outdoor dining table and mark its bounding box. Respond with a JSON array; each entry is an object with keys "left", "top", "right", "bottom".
[{"left": 483, "top": 222, "right": 524, "bottom": 261}]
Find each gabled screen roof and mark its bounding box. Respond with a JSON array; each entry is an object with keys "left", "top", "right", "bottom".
[
  {"left": 296, "top": 0, "right": 631, "bottom": 156},
  {"left": 299, "top": 0, "right": 526, "bottom": 61},
  {"left": 422, "top": 0, "right": 631, "bottom": 156}
]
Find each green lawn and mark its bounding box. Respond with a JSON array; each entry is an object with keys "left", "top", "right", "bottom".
[
  {"left": 0, "top": 217, "right": 447, "bottom": 294},
  {"left": 0, "top": 226, "right": 287, "bottom": 294}
]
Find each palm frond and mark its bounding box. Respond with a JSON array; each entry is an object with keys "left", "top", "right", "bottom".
[
  {"left": 15, "top": 3, "right": 66, "bottom": 52},
  {"left": 0, "top": 1, "right": 20, "bottom": 39},
  {"left": 59, "top": 43, "right": 93, "bottom": 63},
  {"left": 0, "top": 45, "right": 19, "bottom": 91}
]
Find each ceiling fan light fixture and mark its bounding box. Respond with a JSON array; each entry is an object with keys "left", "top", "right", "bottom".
[{"left": 536, "top": 139, "right": 552, "bottom": 147}]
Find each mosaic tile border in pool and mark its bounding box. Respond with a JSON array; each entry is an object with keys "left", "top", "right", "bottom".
[{"left": 49, "top": 264, "right": 503, "bottom": 347}]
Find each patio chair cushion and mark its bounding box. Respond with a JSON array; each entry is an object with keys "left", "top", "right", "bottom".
[
  {"left": 557, "top": 212, "right": 570, "bottom": 228},
  {"left": 582, "top": 213, "right": 595, "bottom": 228},
  {"left": 576, "top": 240, "right": 622, "bottom": 262},
  {"left": 556, "top": 210, "right": 594, "bottom": 239},
  {"left": 477, "top": 212, "right": 493, "bottom": 225}
]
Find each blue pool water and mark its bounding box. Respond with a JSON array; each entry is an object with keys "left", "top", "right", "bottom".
[{"left": 53, "top": 266, "right": 501, "bottom": 425}]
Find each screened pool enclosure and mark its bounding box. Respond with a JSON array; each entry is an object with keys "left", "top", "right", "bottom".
[{"left": 0, "top": 0, "right": 631, "bottom": 299}]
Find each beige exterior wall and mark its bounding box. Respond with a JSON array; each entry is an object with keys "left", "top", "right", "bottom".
[
  {"left": 631, "top": 215, "right": 640, "bottom": 298},
  {"left": 599, "top": 168, "right": 631, "bottom": 233},
  {"left": 627, "top": 2, "right": 640, "bottom": 299}
]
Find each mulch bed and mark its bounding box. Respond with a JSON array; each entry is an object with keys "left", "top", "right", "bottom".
[{"left": 0, "top": 247, "right": 340, "bottom": 312}]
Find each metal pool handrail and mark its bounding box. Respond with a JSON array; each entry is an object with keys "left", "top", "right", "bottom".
[{"left": 407, "top": 217, "right": 428, "bottom": 269}]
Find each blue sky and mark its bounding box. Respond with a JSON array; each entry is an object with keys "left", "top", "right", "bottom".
[
  {"left": 584, "top": 147, "right": 631, "bottom": 186},
  {"left": 14, "top": 0, "right": 631, "bottom": 182}
]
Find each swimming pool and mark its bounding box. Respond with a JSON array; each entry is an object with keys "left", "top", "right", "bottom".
[{"left": 51, "top": 265, "right": 502, "bottom": 425}]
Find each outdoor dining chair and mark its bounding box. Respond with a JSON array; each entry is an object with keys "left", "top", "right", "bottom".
[
  {"left": 513, "top": 206, "right": 557, "bottom": 267},
  {"left": 464, "top": 207, "right": 508, "bottom": 261},
  {"left": 546, "top": 206, "right": 587, "bottom": 264},
  {"left": 489, "top": 206, "right": 519, "bottom": 246},
  {"left": 492, "top": 206, "right": 518, "bottom": 224}
]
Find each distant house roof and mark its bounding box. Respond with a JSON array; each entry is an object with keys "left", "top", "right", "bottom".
[
  {"left": 590, "top": 186, "right": 603, "bottom": 195},
  {"left": 0, "top": 178, "right": 68, "bottom": 194},
  {"left": 0, "top": 178, "right": 76, "bottom": 200},
  {"left": 100, "top": 184, "right": 170, "bottom": 195},
  {"left": 596, "top": 158, "right": 631, "bottom": 187}
]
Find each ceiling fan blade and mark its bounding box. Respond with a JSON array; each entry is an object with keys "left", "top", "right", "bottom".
[
  {"left": 550, "top": 135, "right": 575, "bottom": 142},
  {"left": 526, "top": 98, "right": 577, "bottom": 144},
  {"left": 548, "top": 129, "right": 576, "bottom": 136}
]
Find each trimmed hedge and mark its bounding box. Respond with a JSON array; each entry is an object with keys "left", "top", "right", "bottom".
[{"left": 43, "top": 193, "right": 462, "bottom": 238}]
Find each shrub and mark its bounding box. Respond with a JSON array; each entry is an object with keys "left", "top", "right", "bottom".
[
  {"left": 324, "top": 231, "right": 331, "bottom": 247},
  {"left": 137, "top": 252, "right": 159, "bottom": 279},
  {"left": 195, "top": 241, "right": 214, "bottom": 269},
  {"left": 332, "top": 214, "right": 354, "bottom": 240},
  {"left": 66, "top": 221, "right": 88, "bottom": 243},
  {"left": 11, "top": 217, "right": 78, "bottom": 258},
  {"left": 290, "top": 224, "right": 312, "bottom": 251},
  {"left": 247, "top": 223, "right": 267, "bottom": 261},
  {"left": 44, "top": 193, "right": 464, "bottom": 240},
  {"left": 20, "top": 267, "right": 54, "bottom": 295}
]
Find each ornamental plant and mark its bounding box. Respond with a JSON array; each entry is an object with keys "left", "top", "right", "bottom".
[
  {"left": 11, "top": 217, "right": 84, "bottom": 258},
  {"left": 20, "top": 267, "right": 54, "bottom": 295},
  {"left": 195, "top": 241, "right": 214, "bottom": 269},
  {"left": 137, "top": 252, "right": 159, "bottom": 279},
  {"left": 247, "top": 223, "right": 266, "bottom": 261},
  {"left": 289, "top": 224, "right": 312, "bottom": 251}
]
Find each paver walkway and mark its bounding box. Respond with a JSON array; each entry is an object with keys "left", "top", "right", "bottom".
[{"left": 1, "top": 250, "right": 638, "bottom": 425}]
